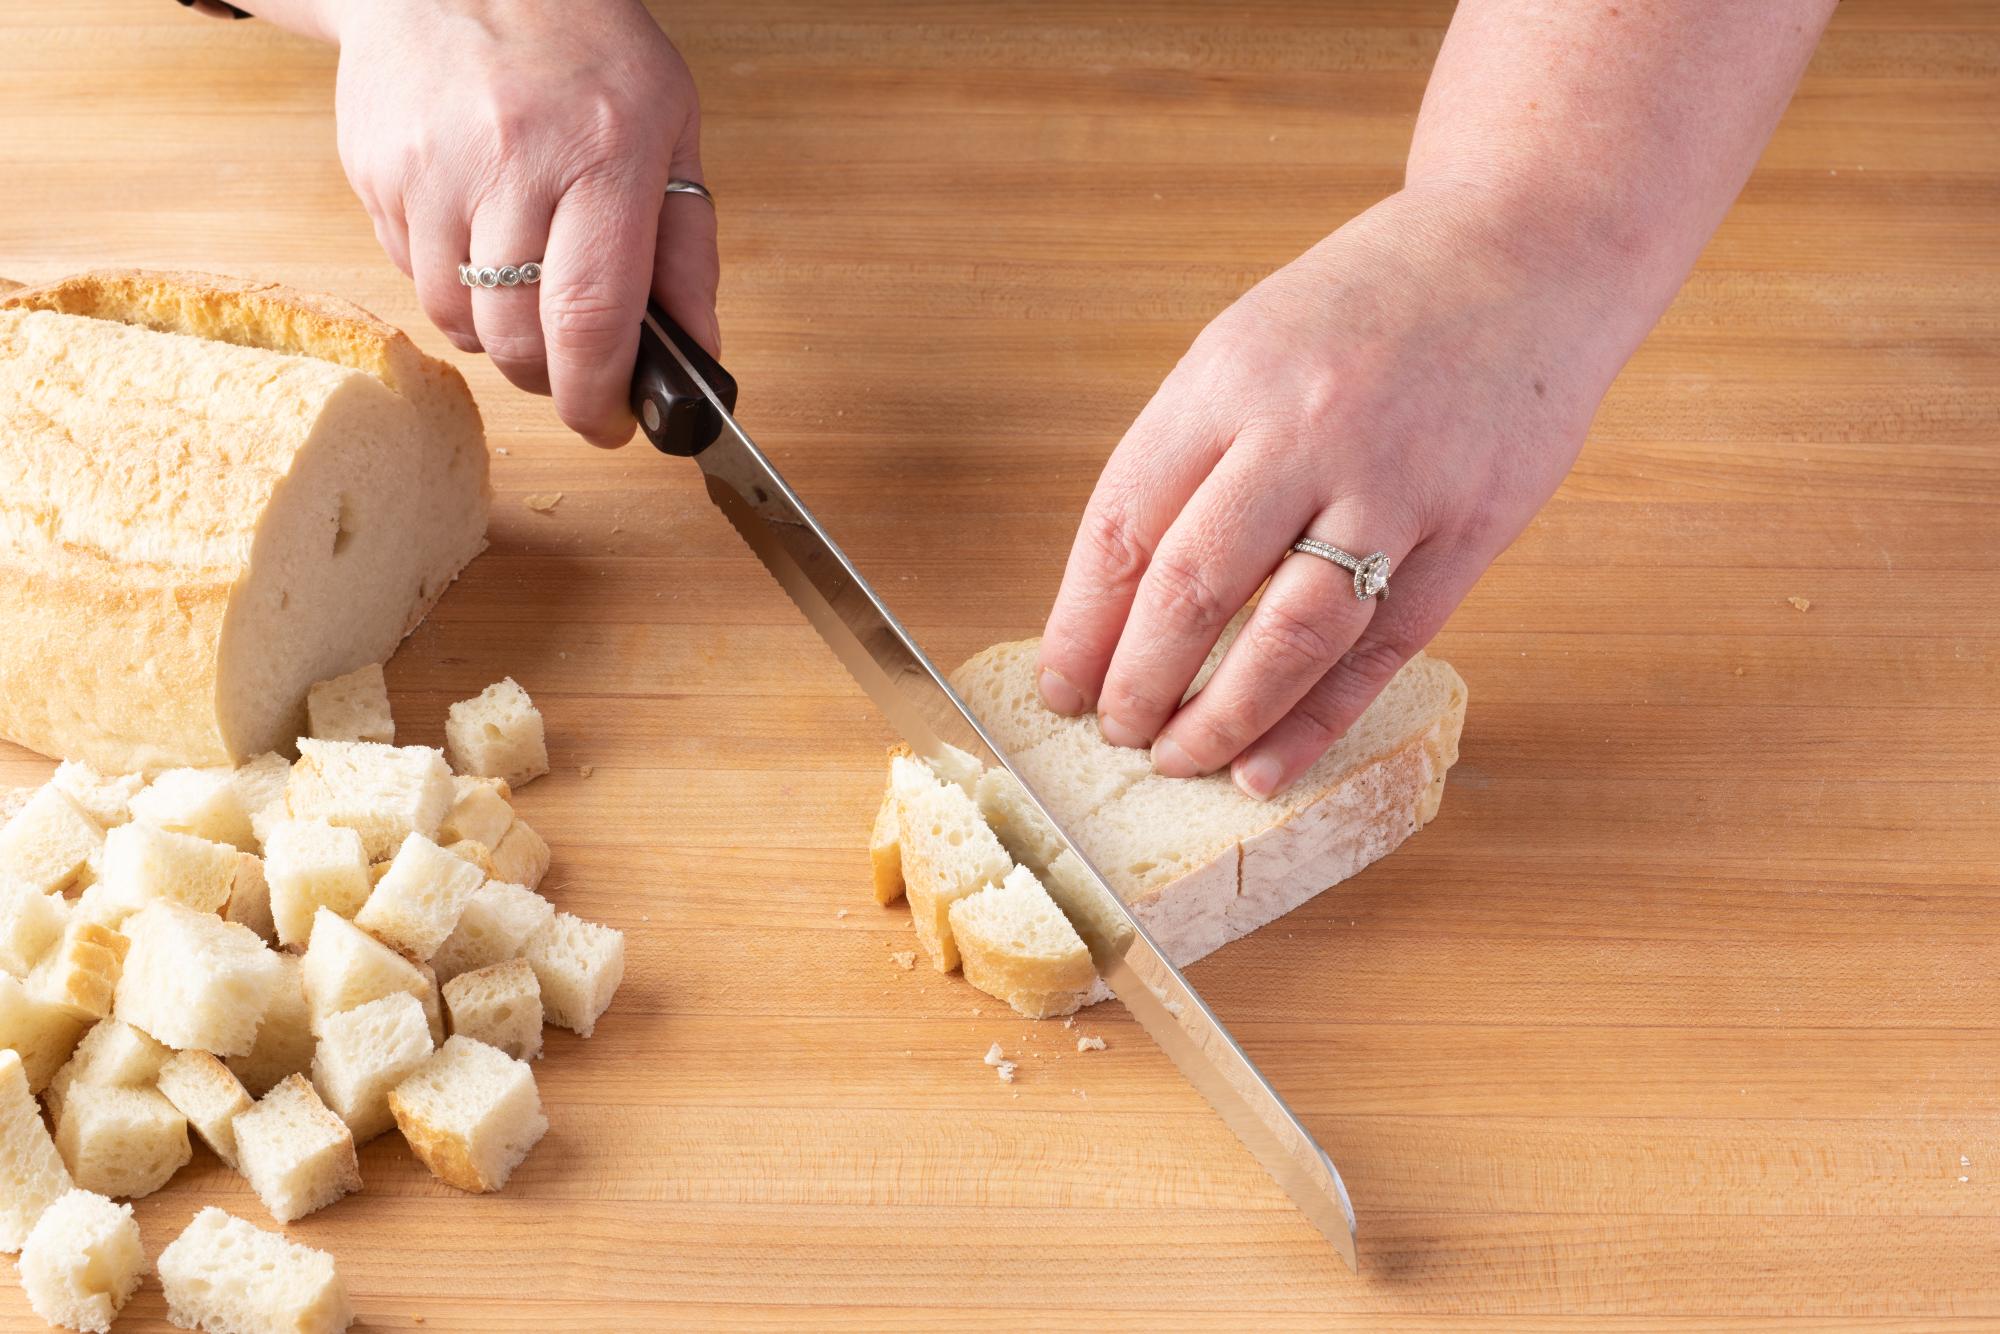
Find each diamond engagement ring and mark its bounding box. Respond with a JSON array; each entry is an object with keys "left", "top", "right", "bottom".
[
  {"left": 1290, "top": 538, "right": 1391, "bottom": 601},
  {"left": 458, "top": 262, "right": 543, "bottom": 289}
]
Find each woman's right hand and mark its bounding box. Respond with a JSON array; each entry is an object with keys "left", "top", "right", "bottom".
[{"left": 327, "top": 0, "right": 718, "bottom": 445}]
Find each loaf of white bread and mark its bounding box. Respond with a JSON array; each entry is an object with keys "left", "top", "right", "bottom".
[
  {"left": 0, "top": 270, "right": 492, "bottom": 773},
  {"left": 873, "top": 631, "right": 1467, "bottom": 1016},
  {"left": 0, "top": 673, "right": 622, "bottom": 1332}
]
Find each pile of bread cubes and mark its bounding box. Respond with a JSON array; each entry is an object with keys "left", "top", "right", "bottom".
[{"left": 0, "top": 668, "right": 624, "bottom": 1333}]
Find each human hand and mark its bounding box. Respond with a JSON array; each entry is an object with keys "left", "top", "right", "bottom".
[
  {"left": 1037, "top": 186, "right": 1634, "bottom": 798},
  {"left": 328, "top": 0, "right": 717, "bottom": 445}
]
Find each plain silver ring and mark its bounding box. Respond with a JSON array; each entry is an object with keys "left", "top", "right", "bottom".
[
  {"left": 1290, "top": 538, "right": 1392, "bottom": 601},
  {"left": 665, "top": 179, "right": 715, "bottom": 207}
]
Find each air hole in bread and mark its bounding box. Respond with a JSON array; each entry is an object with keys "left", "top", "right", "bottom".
[
  {"left": 482, "top": 723, "right": 504, "bottom": 742},
  {"left": 331, "top": 496, "right": 356, "bottom": 557}
]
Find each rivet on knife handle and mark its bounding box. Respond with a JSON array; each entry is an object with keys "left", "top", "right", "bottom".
[{"left": 631, "top": 303, "right": 738, "bottom": 457}]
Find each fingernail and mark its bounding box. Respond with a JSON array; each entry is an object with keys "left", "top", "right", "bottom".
[
  {"left": 1038, "top": 668, "right": 1085, "bottom": 716},
  {"left": 1234, "top": 753, "right": 1284, "bottom": 801},
  {"left": 1151, "top": 735, "right": 1202, "bottom": 779},
  {"left": 1099, "top": 714, "right": 1151, "bottom": 750}
]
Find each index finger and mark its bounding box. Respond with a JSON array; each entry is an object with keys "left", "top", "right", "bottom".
[{"left": 539, "top": 171, "right": 663, "bottom": 447}]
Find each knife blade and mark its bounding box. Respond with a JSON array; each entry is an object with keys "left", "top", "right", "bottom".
[{"left": 629, "top": 305, "right": 1359, "bottom": 1271}]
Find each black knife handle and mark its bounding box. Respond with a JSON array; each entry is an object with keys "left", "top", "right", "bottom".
[{"left": 630, "top": 303, "right": 738, "bottom": 457}]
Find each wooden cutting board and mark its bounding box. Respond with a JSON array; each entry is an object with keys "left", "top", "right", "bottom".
[{"left": 1, "top": 1, "right": 1995, "bottom": 1327}]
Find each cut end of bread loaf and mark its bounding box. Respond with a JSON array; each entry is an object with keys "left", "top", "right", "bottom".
[{"left": 0, "top": 270, "right": 490, "bottom": 771}]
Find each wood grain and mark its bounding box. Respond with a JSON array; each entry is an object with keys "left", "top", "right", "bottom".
[{"left": 1, "top": 0, "right": 1996, "bottom": 1326}]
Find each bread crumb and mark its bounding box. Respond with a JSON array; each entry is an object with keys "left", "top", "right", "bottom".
[
  {"left": 640, "top": 913, "right": 650, "bottom": 922},
  {"left": 1076, "top": 1036, "right": 1106, "bottom": 1052},
  {"left": 578, "top": 765, "right": 594, "bottom": 779},
  {"left": 1733, "top": 666, "right": 1745, "bottom": 676},
  {"left": 1076, "top": 1089, "right": 1088, "bottom": 1100},
  {"left": 890, "top": 951, "right": 916, "bottom": 970},
  {"left": 983, "top": 1042, "right": 1004, "bottom": 1066},
  {"left": 1164, "top": 999, "right": 1185, "bottom": 1018},
  {"left": 835, "top": 908, "right": 849, "bottom": 919},
  {"left": 524, "top": 491, "right": 564, "bottom": 513},
  {"left": 493, "top": 447, "right": 509, "bottom": 457},
  {"left": 1062, "top": 1016, "right": 1075, "bottom": 1029},
  {"left": 996, "top": 1061, "right": 1016, "bottom": 1083},
  {"left": 1787, "top": 596, "right": 1811, "bottom": 612}
]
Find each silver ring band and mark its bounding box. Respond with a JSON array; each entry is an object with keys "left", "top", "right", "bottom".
[
  {"left": 1290, "top": 538, "right": 1391, "bottom": 601},
  {"left": 665, "top": 179, "right": 715, "bottom": 207},
  {"left": 459, "top": 261, "right": 542, "bottom": 289}
]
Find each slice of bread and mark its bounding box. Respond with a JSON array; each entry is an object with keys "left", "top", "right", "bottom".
[
  {"left": 129, "top": 766, "right": 259, "bottom": 850},
  {"left": 263, "top": 818, "right": 372, "bottom": 949},
  {"left": 306, "top": 662, "right": 395, "bottom": 745},
  {"left": 437, "top": 776, "right": 513, "bottom": 849},
  {"left": 286, "top": 739, "right": 454, "bottom": 862},
  {"left": 226, "top": 952, "right": 315, "bottom": 1098},
  {"left": 0, "top": 269, "right": 490, "bottom": 774},
  {"left": 159, "top": 1206, "right": 353, "bottom": 1334},
  {"left": 946, "top": 637, "right": 1466, "bottom": 971},
  {"left": 354, "top": 832, "right": 486, "bottom": 961},
  {"left": 43, "top": 1019, "right": 171, "bottom": 1126},
  {"left": 298, "top": 907, "right": 432, "bottom": 1036},
  {"left": 0, "top": 786, "right": 104, "bottom": 896},
  {"left": 156, "top": 1049, "right": 254, "bottom": 1169},
  {"left": 430, "top": 880, "right": 553, "bottom": 985},
  {"left": 868, "top": 788, "right": 903, "bottom": 906},
  {"left": 489, "top": 818, "right": 550, "bottom": 890},
  {"left": 444, "top": 678, "right": 550, "bottom": 789},
  {"left": 230, "top": 1073, "right": 361, "bottom": 1223},
  {"left": 53, "top": 1083, "right": 191, "bottom": 1199},
  {"left": 442, "top": 957, "right": 543, "bottom": 1061},
  {"left": 523, "top": 912, "right": 624, "bottom": 1038},
  {"left": 891, "top": 756, "right": 1011, "bottom": 972},
  {"left": 0, "top": 879, "right": 69, "bottom": 977},
  {"left": 388, "top": 1035, "right": 547, "bottom": 1193},
  {"left": 113, "top": 903, "right": 284, "bottom": 1056},
  {"left": 948, "top": 864, "right": 1096, "bottom": 1019},
  {"left": 0, "top": 1048, "right": 72, "bottom": 1251},
  {"left": 310, "top": 990, "right": 434, "bottom": 1143},
  {"left": 225, "top": 851, "right": 277, "bottom": 945},
  {"left": 98, "top": 821, "right": 240, "bottom": 916},
  {"left": 0, "top": 973, "right": 89, "bottom": 1092},
  {"left": 26, "top": 919, "right": 128, "bottom": 1022},
  {"left": 49, "top": 764, "right": 144, "bottom": 832},
  {"left": 18, "top": 1189, "right": 145, "bottom": 1333}
]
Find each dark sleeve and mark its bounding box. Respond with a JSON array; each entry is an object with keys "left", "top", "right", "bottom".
[{"left": 178, "top": 0, "right": 253, "bottom": 17}]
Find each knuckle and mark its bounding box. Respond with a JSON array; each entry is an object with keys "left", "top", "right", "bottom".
[
  {"left": 475, "top": 327, "right": 546, "bottom": 367},
  {"left": 541, "top": 282, "right": 634, "bottom": 357},
  {"left": 1287, "top": 690, "right": 1349, "bottom": 753},
  {"left": 1143, "top": 552, "right": 1229, "bottom": 633},
  {"left": 1246, "top": 602, "right": 1343, "bottom": 678},
  {"left": 1340, "top": 635, "right": 1413, "bottom": 686},
  {"left": 1078, "top": 500, "right": 1150, "bottom": 590}
]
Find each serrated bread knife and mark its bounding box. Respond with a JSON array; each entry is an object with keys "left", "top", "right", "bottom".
[{"left": 629, "top": 304, "right": 1359, "bottom": 1271}]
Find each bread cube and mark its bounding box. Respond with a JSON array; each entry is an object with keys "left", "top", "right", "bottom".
[
  {"left": 232, "top": 752, "right": 293, "bottom": 829},
  {"left": 490, "top": 817, "right": 550, "bottom": 890},
  {"left": 248, "top": 797, "right": 291, "bottom": 854},
  {"left": 129, "top": 766, "right": 256, "bottom": 850},
  {"left": 263, "top": 819, "right": 371, "bottom": 949},
  {"left": 389, "top": 1035, "right": 546, "bottom": 1192},
  {"left": 948, "top": 864, "right": 1097, "bottom": 1019},
  {"left": 353, "top": 833, "right": 486, "bottom": 963},
  {"left": 0, "top": 880, "right": 69, "bottom": 977},
  {"left": 27, "top": 920, "right": 128, "bottom": 1021},
  {"left": 43, "top": 1019, "right": 170, "bottom": 1125},
  {"left": 0, "top": 1048, "right": 71, "bottom": 1251},
  {"left": 311, "top": 991, "right": 434, "bottom": 1142},
  {"left": 306, "top": 662, "right": 395, "bottom": 745},
  {"left": 231, "top": 1074, "right": 360, "bottom": 1223},
  {"left": 226, "top": 851, "right": 277, "bottom": 944},
  {"left": 438, "top": 776, "right": 513, "bottom": 848},
  {"left": 113, "top": 903, "right": 284, "bottom": 1056},
  {"left": 431, "top": 880, "right": 554, "bottom": 984},
  {"left": 869, "top": 786, "right": 903, "bottom": 905},
  {"left": 157, "top": 1050, "right": 254, "bottom": 1169},
  {"left": 892, "top": 761, "right": 1011, "bottom": 972},
  {"left": 524, "top": 912, "right": 625, "bottom": 1038},
  {"left": 0, "top": 973, "right": 88, "bottom": 1092},
  {"left": 444, "top": 838, "right": 496, "bottom": 878},
  {"left": 415, "top": 959, "right": 446, "bottom": 1046},
  {"left": 159, "top": 1207, "right": 352, "bottom": 1334},
  {"left": 442, "top": 957, "right": 543, "bottom": 1061},
  {"left": 444, "top": 677, "right": 550, "bottom": 788},
  {"left": 53, "top": 1083, "right": 190, "bottom": 1198},
  {"left": 49, "top": 764, "right": 145, "bottom": 832},
  {"left": 226, "top": 952, "right": 315, "bottom": 1098},
  {"left": 98, "top": 821, "right": 238, "bottom": 915},
  {"left": 0, "top": 786, "right": 104, "bottom": 895},
  {"left": 287, "top": 739, "right": 454, "bottom": 862},
  {"left": 0, "top": 788, "right": 32, "bottom": 824},
  {"left": 298, "top": 907, "right": 431, "bottom": 1035},
  {"left": 18, "top": 1189, "right": 144, "bottom": 1332}
]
